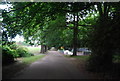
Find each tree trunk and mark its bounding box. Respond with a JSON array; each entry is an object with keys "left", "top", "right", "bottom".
[
  {"left": 40, "top": 45, "right": 43, "bottom": 53},
  {"left": 40, "top": 45, "right": 45, "bottom": 53},
  {"left": 41, "top": 45, "right": 48, "bottom": 53},
  {"left": 45, "top": 45, "right": 47, "bottom": 52},
  {"left": 72, "top": 12, "right": 78, "bottom": 56}
]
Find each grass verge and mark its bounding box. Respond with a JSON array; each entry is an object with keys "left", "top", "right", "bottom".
[
  {"left": 64, "top": 55, "right": 89, "bottom": 61},
  {"left": 22, "top": 54, "right": 45, "bottom": 64}
]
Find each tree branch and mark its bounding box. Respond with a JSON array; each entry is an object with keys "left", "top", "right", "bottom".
[
  {"left": 5, "top": 3, "right": 34, "bottom": 13},
  {"left": 63, "top": 3, "right": 95, "bottom": 13}
]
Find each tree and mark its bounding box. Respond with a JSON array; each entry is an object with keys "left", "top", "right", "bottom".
[
  {"left": 87, "top": 2, "right": 120, "bottom": 73},
  {"left": 2, "top": 2, "right": 120, "bottom": 76},
  {"left": 2, "top": 2, "right": 94, "bottom": 55}
]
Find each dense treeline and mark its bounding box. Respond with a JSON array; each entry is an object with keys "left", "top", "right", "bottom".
[{"left": 87, "top": 3, "right": 120, "bottom": 74}]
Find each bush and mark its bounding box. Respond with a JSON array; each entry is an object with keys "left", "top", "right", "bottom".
[
  {"left": 16, "top": 46, "right": 31, "bottom": 57},
  {"left": 2, "top": 45, "right": 15, "bottom": 64},
  {"left": 9, "top": 43, "right": 18, "bottom": 50},
  {"left": 2, "top": 43, "right": 33, "bottom": 65},
  {"left": 6, "top": 43, "right": 32, "bottom": 57}
]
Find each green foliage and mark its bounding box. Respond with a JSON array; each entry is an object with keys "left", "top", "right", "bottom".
[
  {"left": 9, "top": 43, "right": 33, "bottom": 57},
  {"left": 9, "top": 43, "right": 18, "bottom": 49},
  {"left": 2, "top": 43, "right": 33, "bottom": 64},
  {"left": 2, "top": 9, "right": 22, "bottom": 40},
  {"left": 2, "top": 30, "right": 8, "bottom": 45},
  {"left": 87, "top": 20, "right": 113, "bottom": 72},
  {"left": 40, "top": 15, "right": 69, "bottom": 48},
  {"left": 2, "top": 45, "right": 15, "bottom": 64},
  {"left": 3, "top": 45, "right": 19, "bottom": 58},
  {"left": 2, "top": 2, "right": 120, "bottom": 76},
  {"left": 87, "top": 2, "right": 120, "bottom": 73},
  {"left": 16, "top": 46, "right": 31, "bottom": 57},
  {"left": 2, "top": 2, "right": 93, "bottom": 48}
]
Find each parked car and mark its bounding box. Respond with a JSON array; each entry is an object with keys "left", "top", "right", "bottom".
[
  {"left": 64, "top": 50, "right": 73, "bottom": 55},
  {"left": 77, "top": 48, "right": 91, "bottom": 55}
]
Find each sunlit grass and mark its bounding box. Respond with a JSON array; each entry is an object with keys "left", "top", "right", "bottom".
[
  {"left": 26, "top": 46, "right": 41, "bottom": 54},
  {"left": 22, "top": 54, "right": 45, "bottom": 64}
]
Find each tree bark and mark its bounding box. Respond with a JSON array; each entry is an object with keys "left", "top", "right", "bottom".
[
  {"left": 40, "top": 45, "right": 43, "bottom": 53},
  {"left": 45, "top": 45, "right": 47, "bottom": 52},
  {"left": 41, "top": 45, "right": 48, "bottom": 53},
  {"left": 72, "top": 12, "right": 78, "bottom": 56}
]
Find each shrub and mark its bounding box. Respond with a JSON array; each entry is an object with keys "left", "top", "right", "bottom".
[
  {"left": 2, "top": 43, "right": 33, "bottom": 65},
  {"left": 2, "top": 45, "right": 14, "bottom": 64},
  {"left": 16, "top": 46, "right": 31, "bottom": 57},
  {"left": 9, "top": 43, "right": 18, "bottom": 50}
]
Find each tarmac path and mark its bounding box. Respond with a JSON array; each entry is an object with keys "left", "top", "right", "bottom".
[{"left": 12, "top": 51, "right": 98, "bottom": 79}]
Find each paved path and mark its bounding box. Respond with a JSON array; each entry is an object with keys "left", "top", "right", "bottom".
[{"left": 12, "top": 51, "right": 97, "bottom": 79}]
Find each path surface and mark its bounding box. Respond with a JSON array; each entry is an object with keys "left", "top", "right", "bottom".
[{"left": 12, "top": 51, "right": 98, "bottom": 79}]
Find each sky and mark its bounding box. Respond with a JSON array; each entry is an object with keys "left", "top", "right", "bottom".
[
  {"left": 12, "top": 35, "right": 24, "bottom": 42},
  {"left": 0, "top": 3, "right": 12, "bottom": 10},
  {"left": 0, "top": 4, "right": 7, "bottom": 9},
  {"left": 0, "top": 4, "right": 25, "bottom": 42}
]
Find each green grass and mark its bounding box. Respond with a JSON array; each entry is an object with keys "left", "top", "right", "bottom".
[
  {"left": 26, "top": 47, "right": 41, "bottom": 54},
  {"left": 65, "top": 55, "right": 89, "bottom": 61},
  {"left": 22, "top": 54, "right": 45, "bottom": 64}
]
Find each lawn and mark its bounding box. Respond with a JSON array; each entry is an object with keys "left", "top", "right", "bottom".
[
  {"left": 65, "top": 55, "right": 89, "bottom": 61},
  {"left": 22, "top": 54, "right": 45, "bottom": 64},
  {"left": 26, "top": 46, "right": 41, "bottom": 54}
]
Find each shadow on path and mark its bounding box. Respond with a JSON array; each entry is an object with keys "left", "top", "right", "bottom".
[{"left": 12, "top": 51, "right": 100, "bottom": 79}]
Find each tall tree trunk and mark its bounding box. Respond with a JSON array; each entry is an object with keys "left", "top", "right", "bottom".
[
  {"left": 41, "top": 45, "right": 48, "bottom": 53},
  {"left": 88, "top": 3, "right": 113, "bottom": 71},
  {"left": 45, "top": 45, "right": 47, "bottom": 52},
  {"left": 40, "top": 45, "right": 45, "bottom": 53},
  {"left": 73, "top": 12, "right": 78, "bottom": 56},
  {"left": 40, "top": 45, "right": 44, "bottom": 53}
]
